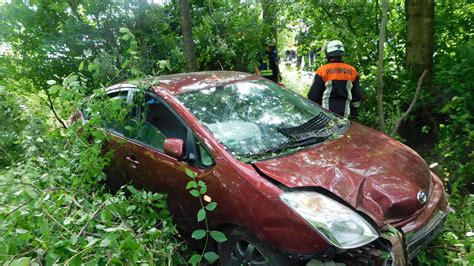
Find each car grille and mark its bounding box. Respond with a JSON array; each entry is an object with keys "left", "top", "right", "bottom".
[{"left": 405, "top": 210, "right": 446, "bottom": 261}]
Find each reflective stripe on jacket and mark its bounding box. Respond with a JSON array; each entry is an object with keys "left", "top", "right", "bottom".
[{"left": 307, "top": 61, "right": 363, "bottom": 118}]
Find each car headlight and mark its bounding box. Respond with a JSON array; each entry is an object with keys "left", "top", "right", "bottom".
[{"left": 280, "top": 191, "right": 379, "bottom": 249}]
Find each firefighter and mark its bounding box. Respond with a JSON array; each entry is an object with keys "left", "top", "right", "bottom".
[
  {"left": 255, "top": 38, "right": 281, "bottom": 83},
  {"left": 307, "top": 40, "right": 363, "bottom": 118}
]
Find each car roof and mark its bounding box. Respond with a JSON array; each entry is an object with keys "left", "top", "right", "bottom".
[
  {"left": 153, "top": 71, "right": 257, "bottom": 94},
  {"left": 105, "top": 71, "right": 258, "bottom": 95}
]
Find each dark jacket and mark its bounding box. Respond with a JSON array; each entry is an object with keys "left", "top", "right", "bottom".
[
  {"left": 307, "top": 60, "right": 363, "bottom": 118},
  {"left": 258, "top": 49, "right": 280, "bottom": 82}
]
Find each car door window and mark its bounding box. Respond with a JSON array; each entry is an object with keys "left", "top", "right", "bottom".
[
  {"left": 101, "top": 91, "right": 138, "bottom": 136},
  {"left": 135, "top": 120, "right": 167, "bottom": 151},
  {"left": 128, "top": 91, "right": 214, "bottom": 168},
  {"left": 82, "top": 89, "right": 137, "bottom": 136},
  {"left": 133, "top": 93, "right": 188, "bottom": 153}
]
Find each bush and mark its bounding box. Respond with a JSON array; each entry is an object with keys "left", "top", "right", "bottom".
[{"left": 0, "top": 79, "right": 188, "bottom": 264}]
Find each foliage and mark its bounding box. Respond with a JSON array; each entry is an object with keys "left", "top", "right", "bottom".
[
  {"left": 0, "top": 0, "right": 472, "bottom": 264},
  {"left": 422, "top": 54, "right": 472, "bottom": 265},
  {"left": 185, "top": 169, "right": 225, "bottom": 265},
  {"left": 417, "top": 195, "right": 473, "bottom": 264},
  {"left": 0, "top": 86, "right": 27, "bottom": 167},
  {"left": 191, "top": 0, "right": 268, "bottom": 72},
  {"left": 0, "top": 74, "right": 188, "bottom": 264},
  {"left": 0, "top": 0, "right": 184, "bottom": 90}
]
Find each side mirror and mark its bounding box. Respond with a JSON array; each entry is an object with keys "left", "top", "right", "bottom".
[{"left": 163, "top": 138, "right": 184, "bottom": 160}]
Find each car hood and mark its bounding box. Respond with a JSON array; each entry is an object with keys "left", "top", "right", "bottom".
[{"left": 254, "top": 123, "right": 431, "bottom": 227}]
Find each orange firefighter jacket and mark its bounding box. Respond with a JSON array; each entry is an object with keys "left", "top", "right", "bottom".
[{"left": 307, "top": 60, "right": 363, "bottom": 118}]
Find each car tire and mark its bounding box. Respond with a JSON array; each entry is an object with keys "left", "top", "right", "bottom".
[{"left": 218, "top": 226, "right": 298, "bottom": 266}]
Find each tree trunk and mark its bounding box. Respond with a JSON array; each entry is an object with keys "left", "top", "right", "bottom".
[
  {"left": 178, "top": 0, "right": 198, "bottom": 71},
  {"left": 376, "top": 0, "right": 389, "bottom": 131},
  {"left": 406, "top": 0, "right": 434, "bottom": 78}
]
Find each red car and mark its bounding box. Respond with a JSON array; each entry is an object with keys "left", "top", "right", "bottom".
[{"left": 77, "top": 72, "right": 448, "bottom": 265}]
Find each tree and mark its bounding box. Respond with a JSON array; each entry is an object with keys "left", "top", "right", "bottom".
[
  {"left": 262, "top": 0, "right": 278, "bottom": 42},
  {"left": 406, "top": 0, "right": 434, "bottom": 77},
  {"left": 376, "top": 0, "right": 389, "bottom": 131},
  {"left": 178, "top": 0, "right": 198, "bottom": 71}
]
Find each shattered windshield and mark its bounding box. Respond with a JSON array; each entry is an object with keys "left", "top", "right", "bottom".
[{"left": 176, "top": 80, "right": 349, "bottom": 160}]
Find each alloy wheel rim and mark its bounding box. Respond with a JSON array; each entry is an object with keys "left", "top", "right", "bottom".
[{"left": 229, "top": 239, "right": 269, "bottom": 266}]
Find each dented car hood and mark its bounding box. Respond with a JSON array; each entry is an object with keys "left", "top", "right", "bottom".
[{"left": 254, "top": 123, "right": 431, "bottom": 227}]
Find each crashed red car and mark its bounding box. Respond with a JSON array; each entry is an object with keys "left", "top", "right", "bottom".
[{"left": 77, "top": 72, "right": 448, "bottom": 265}]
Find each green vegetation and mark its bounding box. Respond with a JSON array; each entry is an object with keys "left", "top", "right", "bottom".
[{"left": 1, "top": 0, "right": 472, "bottom": 264}]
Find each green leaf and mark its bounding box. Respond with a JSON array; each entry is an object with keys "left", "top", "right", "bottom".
[
  {"left": 200, "top": 186, "right": 207, "bottom": 195},
  {"left": 87, "top": 63, "right": 98, "bottom": 72},
  {"left": 70, "top": 234, "right": 78, "bottom": 245},
  {"left": 119, "top": 27, "right": 129, "bottom": 33},
  {"left": 100, "top": 238, "right": 111, "bottom": 247},
  {"left": 100, "top": 210, "right": 113, "bottom": 222},
  {"left": 127, "top": 185, "right": 137, "bottom": 194},
  {"left": 191, "top": 229, "right": 206, "bottom": 240},
  {"left": 121, "top": 34, "right": 131, "bottom": 41},
  {"left": 48, "top": 85, "right": 61, "bottom": 95},
  {"left": 121, "top": 59, "right": 129, "bottom": 68},
  {"left": 197, "top": 208, "right": 206, "bottom": 222},
  {"left": 188, "top": 254, "right": 202, "bottom": 265},
  {"left": 185, "top": 168, "right": 198, "bottom": 178},
  {"left": 190, "top": 189, "right": 200, "bottom": 197},
  {"left": 78, "top": 61, "right": 84, "bottom": 71},
  {"left": 210, "top": 230, "right": 227, "bottom": 242},
  {"left": 10, "top": 257, "right": 31, "bottom": 266},
  {"left": 204, "top": 251, "right": 219, "bottom": 263},
  {"left": 85, "top": 238, "right": 100, "bottom": 248},
  {"left": 205, "top": 202, "right": 217, "bottom": 211},
  {"left": 197, "top": 180, "right": 205, "bottom": 187},
  {"left": 46, "top": 80, "right": 56, "bottom": 85},
  {"left": 186, "top": 181, "right": 198, "bottom": 189}
]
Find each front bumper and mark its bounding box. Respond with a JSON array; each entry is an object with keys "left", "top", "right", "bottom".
[
  {"left": 306, "top": 211, "right": 446, "bottom": 265},
  {"left": 305, "top": 173, "right": 448, "bottom": 265},
  {"left": 405, "top": 210, "right": 446, "bottom": 261}
]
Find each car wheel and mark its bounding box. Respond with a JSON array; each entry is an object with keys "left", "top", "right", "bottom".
[{"left": 218, "top": 226, "right": 297, "bottom": 266}]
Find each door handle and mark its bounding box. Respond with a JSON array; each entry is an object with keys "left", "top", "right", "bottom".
[{"left": 126, "top": 156, "right": 140, "bottom": 168}]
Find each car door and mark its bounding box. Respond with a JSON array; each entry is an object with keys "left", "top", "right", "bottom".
[
  {"left": 91, "top": 88, "right": 144, "bottom": 192},
  {"left": 117, "top": 90, "right": 215, "bottom": 233}
]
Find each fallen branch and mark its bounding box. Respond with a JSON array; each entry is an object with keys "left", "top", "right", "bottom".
[
  {"left": 77, "top": 200, "right": 108, "bottom": 237},
  {"left": 391, "top": 69, "right": 429, "bottom": 136},
  {"left": 5, "top": 198, "right": 34, "bottom": 217},
  {"left": 41, "top": 206, "right": 74, "bottom": 235}
]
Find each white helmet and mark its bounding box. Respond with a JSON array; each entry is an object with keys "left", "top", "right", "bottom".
[{"left": 325, "top": 40, "right": 346, "bottom": 57}]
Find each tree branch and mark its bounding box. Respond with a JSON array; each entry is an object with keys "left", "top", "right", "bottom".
[
  {"left": 376, "top": 0, "right": 389, "bottom": 131},
  {"left": 391, "top": 69, "right": 429, "bottom": 136},
  {"left": 45, "top": 89, "right": 68, "bottom": 129}
]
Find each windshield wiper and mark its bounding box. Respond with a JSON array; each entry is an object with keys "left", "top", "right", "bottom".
[
  {"left": 243, "top": 114, "right": 350, "bottom": 161},
  {"left": 244, "top": 134, "right": 330, "bottom": 160},
  {"left": 278, "top": 113, "right": 349, "bottom": 142}
]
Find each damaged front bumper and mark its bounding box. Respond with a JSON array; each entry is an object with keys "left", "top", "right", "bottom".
[
  {"left": 305, "top": 210, "right": 447, "bottom": 265},
  {"left": 405, "top": 210, "right": 446, "bottom": 261}
]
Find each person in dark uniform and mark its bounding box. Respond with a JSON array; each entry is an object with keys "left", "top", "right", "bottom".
[
  {"left": 255, "top": 38, "right": 281, "bottom": 83},
  {"left": 307, "top": 40, "right": 363, "bottom": 118}
]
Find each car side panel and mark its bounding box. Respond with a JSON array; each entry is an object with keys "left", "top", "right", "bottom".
[
  {"left": 116, "top": 139, "right": 204, "bottom": 231},
  {"left": 103, "top": 133, "right": 138, "bottom": 191},
  {"left": 153, "top": 89, "right": 333, "bottom": 254}
]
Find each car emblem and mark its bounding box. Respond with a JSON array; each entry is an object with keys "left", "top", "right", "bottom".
[{"left": 417, "top": 191, "right": 427, "bottom": 204}]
